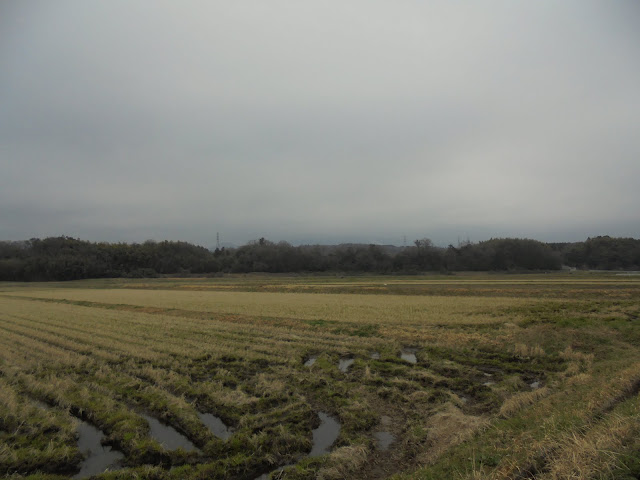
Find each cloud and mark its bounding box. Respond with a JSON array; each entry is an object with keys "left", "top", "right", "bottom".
[{"left": 1, "top": 1, "right": 639, "bottom": 246}]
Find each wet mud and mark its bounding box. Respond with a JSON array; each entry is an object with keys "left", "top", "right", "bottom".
[{"left": 254, "top": 411, "right": 342, "bottom": 479}]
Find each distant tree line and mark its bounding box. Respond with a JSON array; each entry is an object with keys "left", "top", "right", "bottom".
[
  {"left": 550, "top": 236, "right": 640, "bottom": 270},
  {"left": 0, "top": 235, "right": 638, "bottom": 281}
]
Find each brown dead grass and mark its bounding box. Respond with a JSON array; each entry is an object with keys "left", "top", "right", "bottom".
[
  {"left": 538, "top": 414, "right": 639, "bottom": 480},
  {"left": 498, "top": 387, "right": 551, "bottom": 419},
  {"left": 3, "top": 288, "right": 529, "bottom": 326},
  {"left": 316, "top": 443, "right": 371, "bottom": 480},
  {"left": 418, "top": 403, "right": 489, "bottom": 465}
]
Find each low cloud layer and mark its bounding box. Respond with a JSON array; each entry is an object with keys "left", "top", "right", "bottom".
[{"left": 2, "top": 1, "right": 639, "bottom": 246}]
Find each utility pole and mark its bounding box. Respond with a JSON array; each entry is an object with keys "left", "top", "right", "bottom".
[{"left": 216, "top": 232, "right": 220, "bottom": 249}]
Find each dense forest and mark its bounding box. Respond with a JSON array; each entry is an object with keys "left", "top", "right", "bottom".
[{"left": 0, "top": 236, "right": 638, "bottom": 281}]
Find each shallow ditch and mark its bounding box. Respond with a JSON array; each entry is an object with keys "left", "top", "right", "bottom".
[{"left": 141, "top": 414, "right": 199, "bottom": 452}]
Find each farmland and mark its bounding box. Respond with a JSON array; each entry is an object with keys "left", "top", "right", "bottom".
[{"left": 1, "top": 273, "right": 640, "bottom": 479}]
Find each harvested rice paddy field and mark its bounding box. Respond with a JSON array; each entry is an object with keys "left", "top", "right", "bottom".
[{"left": 1, "top": 272, "right": 640, "bottom": 479}]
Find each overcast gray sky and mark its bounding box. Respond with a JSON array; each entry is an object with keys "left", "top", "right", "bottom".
[{"left": 1, "top": 1, "right": 639, "bottom": 247}]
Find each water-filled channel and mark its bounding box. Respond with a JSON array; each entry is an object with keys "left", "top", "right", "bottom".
[
  {"left": 198, "top": 412, "right": 233, "bottom": 440},
  {"left": 141, "top": 414, "right": 199, "bottom": 452}
]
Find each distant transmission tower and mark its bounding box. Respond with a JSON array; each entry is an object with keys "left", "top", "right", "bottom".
[{"left": 216, "top": 232, "right": 220, "bottom": 249}]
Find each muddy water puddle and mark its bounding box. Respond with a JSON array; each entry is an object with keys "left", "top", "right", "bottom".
[
  {"left": 310, "top": 411, "right": 341, "bottom": 457},
  {"left": 338, "top": 358, "right": 354, "bottom": 372},
  {"left": 374, "top": 431, "right": 395, "bottom": 451},
  {"left": 198, "top": 412, "right": 233, "bottom": 440},
  {"left": 141, "top": 414, "right": 199, "bottom": 452},
  {"left": 73, "top": 422, "right": 124, "bottom": 479},
  {"left": 400, "top": 348, "right": 417, "bottom": 364}
]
